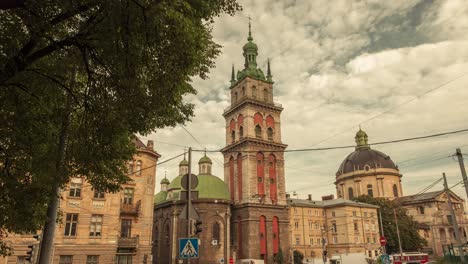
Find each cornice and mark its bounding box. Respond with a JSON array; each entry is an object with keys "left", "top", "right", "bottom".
[
  {"left": 223, "top": 98, "right": 283, "bottom": 117},
  {"left": 221, "top": 137, "right": 287, "bottom": 154}
]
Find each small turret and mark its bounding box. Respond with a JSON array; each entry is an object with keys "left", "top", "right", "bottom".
[
  {"left": 266, "top": 58, "right": 273, "bottom": 82},
  {"left": 355, "top": 126, "right": 369, "bottom": 150},
  {"left": 160, "top": 172, "right": 170, "bottom": 191},
  {"left": 230, "top": 64, "right": 236, "bottom": 85},
  {"left": 198, "top": 153, "right": 212, "bottom": 175},
  {"left": 179, "top": 155, "right": 189, "bottom": 175}
]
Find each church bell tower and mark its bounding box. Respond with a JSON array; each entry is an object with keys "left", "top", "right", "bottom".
[{"left": 221, "top": 21, "right": 290, "bottom": 264}]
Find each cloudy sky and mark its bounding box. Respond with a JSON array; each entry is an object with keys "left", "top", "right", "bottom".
[{"left": 144, "top": 0, "right": 468, "bottom": 201}]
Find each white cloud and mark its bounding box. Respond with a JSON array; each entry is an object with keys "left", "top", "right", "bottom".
[{"left": 150, "top": 0, "right": 468, "bottom": 202}]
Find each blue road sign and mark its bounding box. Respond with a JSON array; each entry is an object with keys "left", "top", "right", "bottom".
[
  {"left": 380, "top": 254, "right": 391, "bottom": 264},
  {"left": 179, "top": 238, "right": 199, "bottom": 259}
]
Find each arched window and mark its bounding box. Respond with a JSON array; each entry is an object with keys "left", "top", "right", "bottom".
[
  {"left": 256, "top": 152, "right": 265, "bottom": 197},
  {"left": 136, "top": 161, "right": 142, "bottom": 175},
  {"left": 237, "top": 153, "right": 243, "bottom": 201},
  {"left": 255, "top": 125, "right": 262, "bottom": 139},
  {"left": 242, "top": 87, "right": 245, "bottom": 96},
  {"left": 418, "top": 206, "right": 425, "bottom": 215},
  {"left": 264, "top": 88, "right": 268, "bottom": 101},
  {"left": 164, "top": 223, "right": 170, "bottom": 245},
  {"left": 128, "top": 161, "right": 134, "bottom": 174},
  {"left": 259, "top": 216, "right": 267, "bottom": 257},
  {"left": 269, "top": 154, "right": 277, "bottom": 203},
  {"left": 213, "top": 222, "right": 220, "bottom": 241},
  {"left": 272, "top": 217, "right": 279, "bottom": 254},
  {"left": 367, "top": 184, "right": 373, "bottom": 197},
  {"left": 239, "top": 126, "right": 244, "bottom": 138},
  {"left": 252, "top": 86, "right": 257, "bottom": 98},
  {"left": 229, "top": 157, "right": 235, "bottom": 200},
  {"left": 348, "top": 187, "right": 354, "bottom": 200},
  {"left": 393, "top": 184, "right": 399, "bottom": 197},
  {"left": 267, "top": 127, "right": 273, "bottom": 141},
  {"left": 231, "top": 130, "right": 235, "bottom": 143},
  {"left": 234, "top": 92, "right": 238, "bottom": 102}
]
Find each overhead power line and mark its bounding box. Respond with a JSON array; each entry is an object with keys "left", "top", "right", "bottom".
[{"left": 194, "top": 127, "right": 468, "bottom": 153}]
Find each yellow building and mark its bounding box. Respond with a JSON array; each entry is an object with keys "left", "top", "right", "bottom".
[
  {"left": 1, "top": 138, "right": 159, "bottom": 264},
  {"left": 288, "top": 196, "right": 381, "bottom": 262}
]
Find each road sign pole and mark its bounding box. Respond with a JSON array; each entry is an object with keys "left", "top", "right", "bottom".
[{"left": 187, "top": 147, "right": 192, "bottom": 264}]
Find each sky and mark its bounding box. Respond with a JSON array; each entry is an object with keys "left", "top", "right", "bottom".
[{"left": 144, "top": 0, "right": 468, "bottom": 201}]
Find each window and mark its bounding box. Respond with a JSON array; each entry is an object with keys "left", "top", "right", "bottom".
[
  {"left": 212, "top": 222, "right": 220, "bottom": 241},
  {"left": 294, "top": 221, "right": 299, "bottom": 229},
  {"left": 59, "top": 255, "right": 73, "bottom": 264},
  {"left": 231, "top": 130, "right": 236, "bottom": 143},
  {"left": 123, "top": 188, "right": 134, "bottom": 204},
  {"left": 69, "top": 183, "right": 82, "bottom": 197},
  {"left": 263, "top": 88, "right": 268, "bottom": 101},
  {"left": 93, "top": 189, "right": 105, "bottom": 199},
  {"left": 234, "top": 92, "right": 238, "bottom": 102},
  {"left": 372, "top": 236, "right": 376, "bottom": 243},
  {"left": 331, "top": 211, "right": 336, "bottom": 217},
  {"left": 366, "top": 236, "right": 370, "bottom": 243},
  {"left": 116, "top": 255, "right": 132, "bottom": 264},
  {"left": 17, "top": 256, "right": 26, "bottom": 264},
  {"left": 121, "top": 219, "right": 132, "bottom": 238},
  {"left": 367, "top": 184, "right": 373, "bottom": 197},
  {"left": 86, "top": 255, "right": 99, "bottom": 264},
  {"left": 393, "top": 184, "right": 399, "bottom": 197},
  {"left": 128, "top": 161, "right": 134, "bottom": 174},
  {"left": 239, "top": 126, "right": 244, "bottom": 138},
  {"left": 135, "top": 161, "right": 142, "bottom": 175},
  {"left": 371, "top": 223, "right": 375, "bottom": 231},
  {"left": 255, "top": 125, "right": 262, "bottom": 139},
  {"left": 317, "top": 238, "right": 321, "bottom": 245},
  {"left": 354, "top": 222, "right": 359, "bottom": 232},
  {"left": 267, "top": 127, "right": 273, "bottom": 141},
  {"left": 90, "top": 215, "right": 103, "bottom": 237},
  {"left": 352, "top": 211, "right": 357, "bottom": 217},
  {"left": 315, "top": 223, "right": 319, "bottom": 230},
  {"left": 418, "top": 206, "right": 425, "bottom": 215},
  {"left": 333, "top": 236, "right": 338, "bottom": 244},
  {"left": 252, "top": 86, "right": 257, "bottom": 98},
  {"left": 295, "top": 236, "right": 300, "bottom": 245},
  {"left": 348, "top": 187, "right": 354, "bottom": 199},
  {"left": 308, "top": 222, "right": 313, "bottom": 229},
  {"left": 364, "top": 212, "right": 368, "bottom": 217},
  {"left": 365, "top": 223, "right": 369, "bottom": 230},
  {"left": 332, "top": 223, "right": 337, "bottom": 233},
  {"left": 64, "top": 214, "right": 78, "bottom": 236},
  {"left": 355, "top": 236, "right": 359, "bottom": 244},
  {"left": 242, "top": 87, "right": 245, "bottom": 96},
  {"left": 315, "top": 210, "right": 319, "bottom": 216}
]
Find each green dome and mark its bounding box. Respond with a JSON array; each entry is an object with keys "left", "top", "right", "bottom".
[
  {"left": 199, "top": 155, "right": 212, "bottom": 164},
  {"left": 165, "top": 174, "right": 230, "bottom": 200},
  {"left": 243, "top": 41, "right": 258, "bottom": 51},
  {"left": 160, "top": 177, "right": 170, "bottom": 185},
  {"left": 154, "top": 191, "right": 167, "bottom": 204},
  {"left": 179, "top": 159, "right": 189, "bottom": 166}
]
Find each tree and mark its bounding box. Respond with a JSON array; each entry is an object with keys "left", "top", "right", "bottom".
[
  {"left": 0, "top": 0, "right": 241, "bottom": 256},
  {"left": 275, "top": 247, "right": 284, "bottom": 264},
  {"left": 353, "top": 195, "right": 427, "bottom": 254},
  {"left": 293, "top": 250, "right": 304, "bottom": 264}
]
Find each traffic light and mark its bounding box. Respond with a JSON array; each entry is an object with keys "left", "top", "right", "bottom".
[
  {"left": 195, "top": 220, "right": 203, "bottom": 235},
  {"left": 25, "top": 245, "right": 34, "bottom": 261}
]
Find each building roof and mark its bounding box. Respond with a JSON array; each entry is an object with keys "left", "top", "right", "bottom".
[
  {"left": 394, "top": 189, "right": 463, "bottom": 205},
  {"left": 198, "top": 155, "right": 212, "bottom": 164},
  {"left": 336, "top": 129, "right": 398, "bottom": 176},
  {"left": 154, "top": 191, "right": 168, "bottom": 204},
  {"left": 287, "top": 198, "right": 379, "bottom": 209},
  {"left": 160, "top": 177, "right": 170, "bottom": 185}
]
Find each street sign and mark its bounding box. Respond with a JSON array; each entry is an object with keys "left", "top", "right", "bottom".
[
  {"left": 181, "top": 173, "right": 199, "bottom": 190},
  {"left": 380, "top": 236, "right": 387, "bottom": 246},
  {"left": 380, "top": 254, "right": 391, "bottom": 264},
  {"left": 229, "top": 257, "right": 234, "bottom": 264},
  {"left": 179, "top": 238, "right": 199, "bottom": 259}
]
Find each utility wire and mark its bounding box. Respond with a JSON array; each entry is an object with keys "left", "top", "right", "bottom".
[
  {"left": 194, "top": 127, "right": 468, "bottom": 153},
  {"left": 178, "top": 124, "right": 224, "bottom": 166}
]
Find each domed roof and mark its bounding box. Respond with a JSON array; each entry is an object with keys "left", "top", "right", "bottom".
[
  {"left": 179, "top": 159, "right": 189, "bottom": 166},
  {"left": 154, "top": 191, "right": 167, "bottom": 204},
  {"left": 165, "top": 174, "right": 230, "bottom": 201},
  {"left": 336, "top": 129, "right": 398, "bottom": 176},
  {"left": 199, "top": 155, "right": 212, "bottom": 164},
  {"left": 160, "top": 177, "right": 170, "bottom": 185},
  {"left": 337, "top": 148, "right": 398, "bottom": 176},
  {"left": 243, "top": 41, "right": 258, "bottom": 51}
]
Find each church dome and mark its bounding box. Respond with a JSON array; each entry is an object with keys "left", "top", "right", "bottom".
[
  {"left": 199, "top": 155, "right": 212, "bottom": 164},
  {"left": 160, "top": 177, "right": 170, "bottom": 185},
  {"left": 243, "top": 41, "right": 258, "bottom": 51},
  {"left": 154, "top": 191, "right": 168, "bottom": 204},
  {"left": 336, "top": 129, "right": 398, "bottom": 176},
  {"left": 179, "top": 159, "right": 189, "bottom": 166}
]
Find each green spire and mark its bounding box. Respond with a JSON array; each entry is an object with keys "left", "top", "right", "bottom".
[
  {"left": 230, "top": 64, "right": 236, "bottom": 84},
  {"left": 248, "top": 16, "right": 253, "bottom": 41},
  {"left": 237, "top": 17, "right": 266, "bottom": 81},
  {"left": 266, "top": 58, "right": 272, "bottom": 82},
  {"left": 355, "top": 125, "right": 369, "bottom": 150}
]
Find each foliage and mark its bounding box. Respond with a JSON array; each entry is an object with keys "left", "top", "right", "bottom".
[
  {"left": 0, "top": 0, "right": 241, "bottom": 256},
  {"left": 275, "top": 247, "right": 284, "bottom": 264},
  {"left": 293, "top": 250, "right": 304, "bottom": 264},
  {"left": 353, "top": 195, "right": 427, "bottom": 254}
]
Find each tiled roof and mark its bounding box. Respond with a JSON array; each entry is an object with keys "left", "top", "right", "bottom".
[
  {"left": 287, "top": 198, "right": 379, "bottom": 209},
  {"left": 394, "top": 190, "right": 445, "bottom": 204}
]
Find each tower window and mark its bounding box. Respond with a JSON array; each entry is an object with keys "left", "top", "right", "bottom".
[
  {"left": 242, "top": 87, "right": 245, "bottom": 96},
  {"left": 234, "top": 92, "right": 238, "bottom": 102},
  {"left": 367, "top": 184, "right": 373, "bottom": 197},
  {"left": 348, "top": 187, "right": 354, "bottom": 200},
  {"left": 213, "top": 222, "right": 220, "bottom": 241},
  {"left": 239, "top": 126, "right": 244, "bottom": 138},
  {"left": 231, "top": 130, "right": 235, "bottom": 143},
  {"left": 252, "top": 86, "right": 257, "bottom": 98},
  {"left": 393, "top": 184, "right": 399, "bottom": 197},
  {"left": 267, "top": 127, "right": 273, "bottom": 141},
  {"left": 264, "top": 89, "right": 268, "bottom": 101},
  {"left": 255, "top": 125, "right": 262, "bottom": 139}
]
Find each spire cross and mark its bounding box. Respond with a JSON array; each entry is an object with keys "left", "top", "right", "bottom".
[{"left": 248, "top": 16, "right": 252, "bottom": 40}]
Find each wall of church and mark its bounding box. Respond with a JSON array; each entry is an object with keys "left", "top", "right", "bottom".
[{"left": 336, "top": 169, "right": 402, "bottom": 199}]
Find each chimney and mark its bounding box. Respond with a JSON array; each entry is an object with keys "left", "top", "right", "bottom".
[
  {"left": 147, "top": 140, "right": 154, "bottom": 150},
  {"left": 322, "top": 194, "right": 334, "bottom": 201},
  {"left": 308, "top": 194, "right": 312, "bottom": 201}
]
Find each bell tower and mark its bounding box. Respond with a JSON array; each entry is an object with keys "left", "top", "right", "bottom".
[{"left": 222, "top": 21, "right": 289, "bottom": 264}]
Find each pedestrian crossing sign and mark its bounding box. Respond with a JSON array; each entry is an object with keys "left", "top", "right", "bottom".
[{"left": 179, "top": 238, "right": 199, "bottom": 259}]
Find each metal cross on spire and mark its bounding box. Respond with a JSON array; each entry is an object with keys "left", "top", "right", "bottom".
[{"left": 248, "top": 16, "right": 253, "bottom": 41}]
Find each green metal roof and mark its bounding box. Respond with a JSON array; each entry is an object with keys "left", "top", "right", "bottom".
[
  {"left": 198, "top": 155, "right": 212, "bottom": 164},
  {"left": 160, "top": 177, "right": 170, "bottom": 184},
  {"left": 179, "top": 159, "right": 189, "bottom": 166},
  {"left": 167, "top": 175, "right": 183, "bottom": 190},
  {"left": 154, "top": 191, "right": 168, "bottom": 204}
]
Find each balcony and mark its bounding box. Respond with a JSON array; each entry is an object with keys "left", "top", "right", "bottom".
[
  {"left": 120, "top": 200, "right": 141, "bottom": 216},
  {"left": 118, "top": 236, "right": 139, "bottom": 249}
]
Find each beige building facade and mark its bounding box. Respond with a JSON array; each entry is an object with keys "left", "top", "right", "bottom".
[
  {"left": 288, "top": 197, "right": 381, "bottom": 262},
  {"left": 1, "top": 138, "right": 159, "bottom": 264}
]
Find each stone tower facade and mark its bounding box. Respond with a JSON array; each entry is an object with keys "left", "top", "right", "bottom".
[{"left": 221, "top": 23, "right": 290, "bottom": 264}]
